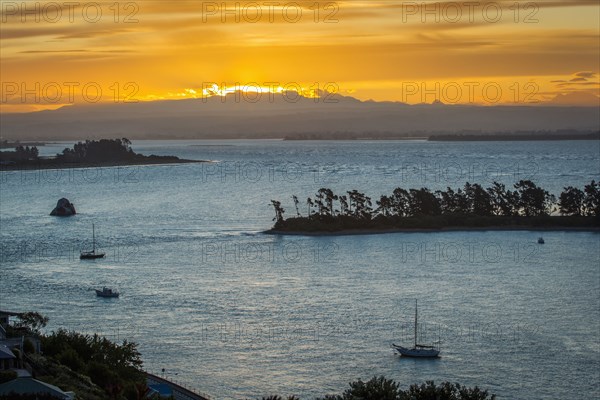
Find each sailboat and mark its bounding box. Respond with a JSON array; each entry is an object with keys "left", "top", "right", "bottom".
[
  {"left": 392, "top": 300, "right": 440, "bottom": 358},
  {"left": 80, "top": 223, "right": 105, "bottom": 259},
  {"left": 95, "top": 287, "right": 119, "bottom": 298}
]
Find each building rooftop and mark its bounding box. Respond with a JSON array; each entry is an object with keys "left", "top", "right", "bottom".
[
  {"left": 0, "top": 377, "right": 73, "bottom": 400},
  {"left": 0, "top": 345, "right": 16, "bottom": 360}
]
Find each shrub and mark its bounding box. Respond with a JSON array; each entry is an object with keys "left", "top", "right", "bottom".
[
  {"left": 0, "top": 370, "right": 17, "bottom": 384},
  {"left": 23, "top": 338, "right": 35, "bottom": 354},
  {"left": 57, "top": 348, "right": 85, "bottom": 372}
]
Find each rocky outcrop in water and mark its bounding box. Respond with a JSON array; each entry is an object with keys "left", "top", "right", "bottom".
[{"left": 50, "top": 198, "right": 76, "bottom": 216}]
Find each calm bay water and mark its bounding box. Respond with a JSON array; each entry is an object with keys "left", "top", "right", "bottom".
[{"left": 1, "top": 140, "right": 599, "bottom": 399}]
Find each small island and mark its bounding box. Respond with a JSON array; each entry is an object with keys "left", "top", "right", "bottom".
[
  {"left": 0, "top": 138, "right": 207, "bottom": 171},
  {"left": 267, "top": 180, "right": 600, "bottom": 235}
]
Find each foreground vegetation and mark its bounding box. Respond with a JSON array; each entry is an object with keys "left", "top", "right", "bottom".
[
  {"left": 0, "top": 138, "right": 201, "bottom": 170},
  {"left": 255, "top": 376, "right": 495, "bottom": 400},
  {"left": 4, "top": 315, "right": 498, "bottom": 399},
  {"left": 269, "top": 180, "right": 600, "bottom": 233},
  {"left": 1, "top": 312, "right": 152, "bottom": 400}
]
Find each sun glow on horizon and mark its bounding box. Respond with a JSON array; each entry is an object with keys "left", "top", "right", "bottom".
[
  {"left": 1, "top": 1, "right": 599, "bottom": 112},
  {"left": 199, "top": 83, "right": 323, "bottom": 99}
]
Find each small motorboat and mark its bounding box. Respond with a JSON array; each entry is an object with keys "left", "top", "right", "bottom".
[
  {"left": 95, "top": 287, "right": 119, "bottom": 298},
  {"left": 538, "top": 237, "right": 545, "bottom": 244}
]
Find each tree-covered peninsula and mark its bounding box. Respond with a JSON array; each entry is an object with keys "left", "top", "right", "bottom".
[
  {"left": 268, "top": 180, "right": 600, "bottom": 234},
  {"left": 0, "top": 138, "right": 204, "bottom": 170}
]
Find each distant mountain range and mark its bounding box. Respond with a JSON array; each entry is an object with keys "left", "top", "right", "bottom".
[{"left": 1, "top": 92, "right": 598, "bottom": 140}]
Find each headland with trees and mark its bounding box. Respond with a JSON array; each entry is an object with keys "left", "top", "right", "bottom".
[
  {"left": 0, "top": 138, "right": 205, "bottom": 170},
  {"left": 268, "top": 180, "right": 600, "bottom": 234}
]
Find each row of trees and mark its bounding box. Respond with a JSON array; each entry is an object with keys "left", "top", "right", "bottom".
[
  {"left": 272, "top": 180, "right": 600, "bottom": 222},
  {"left": 3, "top": 311, "right": 149, "bottom": 400},
  {"left": 256, "top": 376, "right": 495, "bottom": 400},
  {"left": 41, "top": 328, "right": 145, "bottom": 398},
  {"left": 58, "top": 138, "right": 134, "bottom": 162},
  {"left": 0, "top": 145, "right": 39, "bottom": 161}
]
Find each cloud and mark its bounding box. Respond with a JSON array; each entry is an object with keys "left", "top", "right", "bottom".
[
  {"left": 574, "top": 71, "right": 597, "bottom": 78},
  {"left": 557, "top": 82, "right": 600, "bottom": 87},
  {"left": 570, "top": 77, "right": 588, "bottom": 82}
]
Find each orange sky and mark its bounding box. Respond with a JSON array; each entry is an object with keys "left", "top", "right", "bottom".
[{"left": 1, "top": 0, "right": 599, "bottom": 112}]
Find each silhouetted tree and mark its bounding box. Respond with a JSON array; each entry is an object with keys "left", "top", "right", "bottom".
[
  {"left": 583, "top": 180, "right": 600, "bottom": 216},
  {"left": 311, "top": 376, "right": 496, "bottom": 400},
  {"left": 14, "top": 311, "right": 48, "bottom": 335},
  {"left": 487, "top": 182, "right": 518, "bottom": 216},
  {"left": 341, "top": 376, "right": 400, "bottom": 400},
  {"left": 338, "top": 195, "right": 349, "bottom": 216},
  {"left": 347, "top": 190, "right": 372, "bottom": 218},
  {"left": 464, "top": 182, "right": 493, "bottom": 216},
  {"left": 317, "top": 188, "right": 337, "bottom": 216},
  {"left": 409, "top": 188, "right": 441, "bottom": 216},
  {"left": 307, "top": 197, "right": 314, "bottom": 216},
  {"left": 436, "top": 187, "right": 467, "bottom": 214},
  {"left": 391, "top": 188, "right": 411, "bottom": 217},
  {"left": 400, "top": 380, "right": 496, "bottom": 400},
  {"left": 514, "top": 180, "right": 555, "bottom": 216},
  {"left": 376, "top": 195, "right": 393, "bottom": 217},
  {"left": 314, "top": 190, "right": 326, "bottom": 215},
  {"left": 58, "top": 138, "right": 136, "bottom": 162},
  {"left": 270, "top": 200, "right": 285, "bottom": 223},
  {"left": 559, "top": 186, "right": 585, "bottom": 216},
  {"left": 292, "top": 195, "right": 301, "bottom": 217}
]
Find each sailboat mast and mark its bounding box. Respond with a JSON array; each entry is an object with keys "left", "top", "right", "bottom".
[
  {"left": 92, "top": 224, "right": 96, "bottom": 252},
  {"left": 414, "top": 299, "right": 418, "bottom": 348}
]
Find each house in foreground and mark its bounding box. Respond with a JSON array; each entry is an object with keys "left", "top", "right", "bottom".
[{"left": 0, "top": 377, "right": 75, "bottom": 400}]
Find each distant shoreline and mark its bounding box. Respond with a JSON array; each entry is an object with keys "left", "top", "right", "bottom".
[
  {"left": 428, "top": 132, "right": 600, "bottom": 141},
  {"left": 0, "top": 141, "right": 48, "bottom": 149},
  {"left": 0, "top": 158, "right": 208, "bottom": 172},
  {"left": 265, "top": 225, "right": 600, "bottom": 236},
  {"left": 284, "top": 132, "right": 600, "bottom": 141}
]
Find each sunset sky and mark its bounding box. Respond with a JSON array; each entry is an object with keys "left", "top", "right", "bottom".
[{"left": 1, "top": 0, "right": 599, "bottom": 112}]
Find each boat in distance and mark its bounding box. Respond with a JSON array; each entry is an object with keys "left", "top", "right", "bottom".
[
  {"left": 392, "top": 299, "right": 440, "bottom": 358},
  {"left": 80, "top": 223, "right": 105, "bottom": 259},
  {"left": 95, "top": 287, "right": 119, "bottom": 298}
]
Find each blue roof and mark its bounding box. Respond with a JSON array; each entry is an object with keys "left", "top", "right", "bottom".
[
  {"left": 0, "top": 377, "right": 70, "bottom": 399},
  {"left": 149, "top": 383, "right": 173, "bottom": 396},
  {"left": 0, "top": 345, "right": 15, "bottom": 360}
]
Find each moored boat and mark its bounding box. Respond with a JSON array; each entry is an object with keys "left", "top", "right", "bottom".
[
  {"left": 81, "top": 223, "right": 105, "bottom": 259},
  {"left": 392, "top": 299, "right": 440, "bottom": 358},
  {"left": 95, "top": 287, "right": 119, "bottom": 298}
]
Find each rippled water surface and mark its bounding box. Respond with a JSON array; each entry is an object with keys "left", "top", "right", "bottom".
[{"left": 1, "top": 140, "right": 599, "bottom": 399}]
